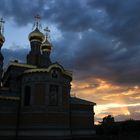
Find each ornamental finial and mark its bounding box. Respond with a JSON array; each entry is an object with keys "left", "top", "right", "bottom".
[
  {"left": 32, "top": 14, "right": 42, "bottom": 30},
  {"left": 0, "top": 17, "right": 5, "bottom": 34},
  {"left": 44, "top": 26, "right": 50, "bottom": 37},
  {"left": 43, "top": 26, "right": 51, "bottom": 42}
]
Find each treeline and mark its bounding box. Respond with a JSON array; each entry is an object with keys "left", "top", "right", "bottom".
[
  {"left": 96, "top": 119, "right": 140, "bottom": 135},
  {"left": 95, "top": 115, "right": 140, "bottom": 140}
]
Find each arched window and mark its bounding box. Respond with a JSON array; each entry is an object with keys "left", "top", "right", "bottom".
[
  {"left": 24, "top": 86, "right": 31, "bottom": 106},
  {"left": 51, "top": 69, "right": 58, "bottom": 78}
]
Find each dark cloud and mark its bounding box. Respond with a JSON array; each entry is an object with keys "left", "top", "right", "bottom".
[
  {"left": 0, "top": 0, "right": 47, "bottom": 26},
  {"left": 1, "top": 0, "right": 140, "bottom": 86},
  {"left": 2, "top": 48, "right": 28, "bottom": 67},
  {"left": 0, "top": 0, "right": 96, "bottom": 31},
  {"left": 88, "top": 0, "right": 140, "bottom": 46},
  {"left": 53, "top": 29, "right": 140, "bottom": 85},
  {"left": 115, "top": 109, "right": 140, "bottom": 121}
]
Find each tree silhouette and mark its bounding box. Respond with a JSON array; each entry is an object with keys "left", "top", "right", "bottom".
[{"left": 101, "top": 115, "right": 115, "bottom": 125}]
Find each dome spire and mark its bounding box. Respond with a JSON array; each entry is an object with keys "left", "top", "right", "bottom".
[
  {"left": 44, "top": 26, "right": 50, "bottom": 38},
  {"left": 32, "top": 14, "right": 42, "bottom": 30},
  {"left": 28, "top": 15, "right": 44, "bottom": 42}
]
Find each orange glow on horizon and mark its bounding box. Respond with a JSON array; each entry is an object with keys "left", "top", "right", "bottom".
[{"left": 71, "top": 78, "right": 140, "bottom": 122}]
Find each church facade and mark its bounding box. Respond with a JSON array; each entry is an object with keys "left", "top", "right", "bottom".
[{"left": 0, "top": 16, "right": 96, "bottom": 139}]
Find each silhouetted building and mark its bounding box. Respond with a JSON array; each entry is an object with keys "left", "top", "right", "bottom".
[{"left": 0, "top": 16, "right": 96, "bottom": 139}]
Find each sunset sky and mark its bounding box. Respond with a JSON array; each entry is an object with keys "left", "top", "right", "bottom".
[{"left": 1, "top": 0, "right": 140, "bottom": 123}]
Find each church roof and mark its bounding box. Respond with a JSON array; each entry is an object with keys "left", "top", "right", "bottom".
[
  {"left": 0, "top": 88, "right": 19, "bottom": 101},
  {"left": 71, "top": 97, "right": 96, "bottom": 106},
  {"left": 2, "top": 61, "right": 37, "bottom": 85},
  {"left": 0, "top": 96, "right": 20, "bottom": 101},
  {"left": 23, "top": 63, "right": 72, "bottom": 78},
  {"left": 9, "top": 61, "right": 37, "bottom": 69}
]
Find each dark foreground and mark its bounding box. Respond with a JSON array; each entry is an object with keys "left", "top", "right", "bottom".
[{"left": 1, "top": 134, "right": 140, "bottom": 140}]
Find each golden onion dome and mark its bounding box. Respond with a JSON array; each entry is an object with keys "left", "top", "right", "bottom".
[
  {"left": 28, "top": 28, "right": 44, "bottom": 42},
  {"left": 0, "top": 32, "right": 5, "bottom": 46},
  {"left": 41, "top": 37, "right": 52, "bottom": 52}
]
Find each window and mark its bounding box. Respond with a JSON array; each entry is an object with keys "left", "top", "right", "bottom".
[
  {"left": 49, "top": 85, "right": 58, "bottom": 105},
  {"left": 51, "top": 69, "right": 58, "bottom": 78},
  {"left": 24, "top": 86, "right": 31, "bottom": 106},
  {"left": 34, "top": 83, "right": 45, "bottom": 105}
]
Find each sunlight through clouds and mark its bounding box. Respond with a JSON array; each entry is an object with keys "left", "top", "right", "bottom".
[{"left": 71, "top": 78, "right": 140, "bottom": 123}]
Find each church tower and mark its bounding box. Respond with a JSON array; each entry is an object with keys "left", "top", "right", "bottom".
[
  {"left": 27, "top": 15, "right": 44, "bottom": 66},
  {"left": 39, "top": 27, "right": 52, "bottom": 67},
  {"left": 0, "top": 18, "right": 5, "bottom": 87}
]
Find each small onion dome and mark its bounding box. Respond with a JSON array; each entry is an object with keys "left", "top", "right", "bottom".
[
  {"left": 28, "top": 28, "right": 44, "bottom": 42},
  {"left": 0, "top": 32, "right": 5, "bottom": 46},
  {"left": 41, "top": 38, "right": 52, "bottom": 52}
]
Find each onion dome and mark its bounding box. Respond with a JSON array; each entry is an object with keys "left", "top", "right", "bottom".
[
  {"left": 28, "top": 27, "right": 44, "bottom": 42},
  {"left": 29, "top": 15, "right": 44, "bottom": 42},
  {"left": 0, "top": 32, "right": 5, "bottom": 46},
  {"left": 41, "top": 37, "right": 52, "bottom": 52}
]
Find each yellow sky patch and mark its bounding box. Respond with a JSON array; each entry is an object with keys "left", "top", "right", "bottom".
[{"left": 71, "top": 78, "right": 140, "bottom": 122}]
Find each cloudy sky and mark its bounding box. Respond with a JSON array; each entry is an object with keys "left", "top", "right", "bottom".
[{"left": 1, "top": 0, "right": 140, "bottom": 123}]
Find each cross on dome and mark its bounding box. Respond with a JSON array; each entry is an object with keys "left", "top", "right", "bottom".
[
  {"left": 44, "top": 26, "right": 50, "bottom": 37},
  {"left": 43, "top": 26, "right": 51, "bottom": 42},
  {"left": 32, "top": 14, "right": 42, "bottom": 30}
]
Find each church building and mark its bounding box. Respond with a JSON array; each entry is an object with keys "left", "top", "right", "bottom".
[{"left": 0, "top": 16, "right": 96, "bottom": 139}]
